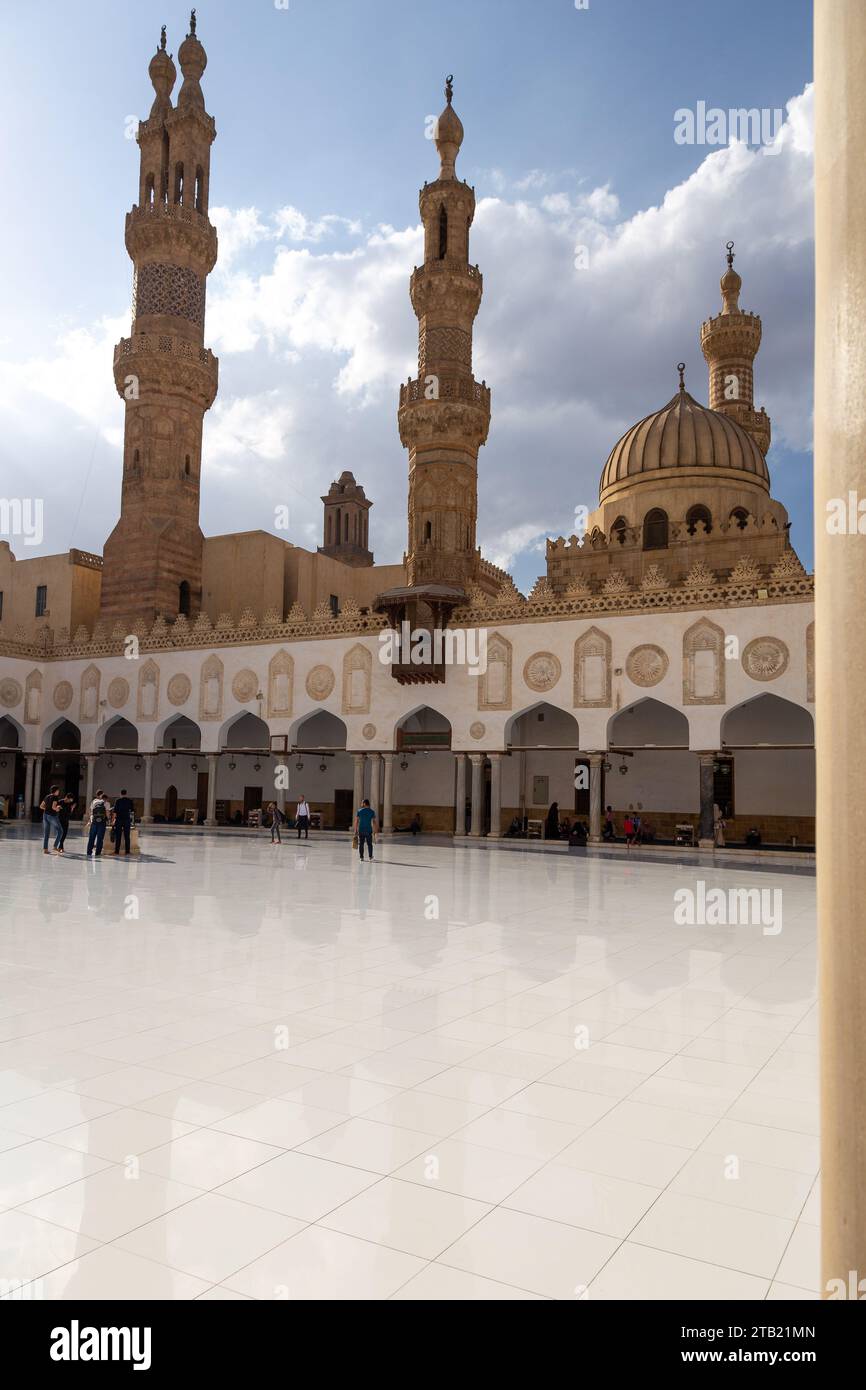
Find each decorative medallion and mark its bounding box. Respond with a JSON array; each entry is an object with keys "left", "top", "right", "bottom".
[
  {"left": 107, "top": 677, "right": 130, "bottom": 709},
  {"left": 53, "top": 680, "right": 73, "bottom": 711},
  {"left": 470, "top": 721, "right": 486, "bottom": 740},
  {"left": 625, "top": 644, "right": 669, "bottom": 688},
  {"left": 523, "top": 651, "right": 562, "bottom": 693},
  {"left": 0, "top": 678, "right": 22, "bottom": 709},
  {"left": 742, "top": 637, "right": 789, "bottom": 682},
  {"left": 167, "top": 673, "right": 192, "bottom": 706},
  {"left": 306, "top": 665, "right": 335, "bottom": 701},
  {"left": 232, "top": 668, "right": 259, "bottom": 703},
  {"left": 362, "top": 723, "right": 377, "bottom": 740}
]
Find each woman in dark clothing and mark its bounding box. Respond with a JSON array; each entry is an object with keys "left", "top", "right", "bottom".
[
  {"left": 545, "top": 802, "right": 559, "bottom": 840},
  {"left": 57, "top": 793, "right": 77, "bottom": 853}
]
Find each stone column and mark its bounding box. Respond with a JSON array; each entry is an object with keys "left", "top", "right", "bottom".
[
  {"left": 453, "top": 752, "right": 467, "bottom": 836},
  {"left": 205, "top": 752, "right": 218, "bottom": 827},
  {"left": 469, "top": 753, "right": 484, "bottom": 837},
  {"left": 32, "top": 754, "right": 44, "bottom": 815},
  {"left": 23, "top": 754, "right": 35, "bottom": 815},
  {"left": 275, "top": 758, "right": 288, "bottom": 815},
  {"left": 588, "top": 752, "right": 604, "bottom": 844},
  {"left": 85, "top": 753, "right": 97, "bottom": 809},
  {"left": 816, "top": 0, "right": 866, "bottom": 1293},
  {"left": 352, "top": 752, "right": 366, "bottom": 812},
  {"left": 140, "top": 754, "right": 154, "bottom": 824},
  {"left": 368, "top": 753, "right": 381, "bottom": 817},
  {"left": 487, "top": 753, "right": 503, "bottom": 838},
  {"left": 381, "top": 753, "right": 395, "bottom": 835},
  {"left": 697, "top": 752, "right": 715, "bottom": 848}
]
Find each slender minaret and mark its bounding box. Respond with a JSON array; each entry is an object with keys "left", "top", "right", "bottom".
[
  {"left": 397, "top": 77, "right": 491, "bottom": 595},
  {"left": 101, "top": 13, "right": 218, "bottom": 624},
  {"left": 700, "top": 241, "right": 771, "bottom": 455}
]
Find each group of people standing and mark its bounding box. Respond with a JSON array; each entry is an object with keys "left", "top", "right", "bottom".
[
  {"left": 39, "top": 788, "right": 77, "bottom": 855},
  {"left": 262, "top": 795, "right": 378, "bottom": 861},
  {"left": 38, "top": 785, "right": 134, "bottom": 857},
  {"left": 264, "top": 796, "right": 312, "bottom": 844}
]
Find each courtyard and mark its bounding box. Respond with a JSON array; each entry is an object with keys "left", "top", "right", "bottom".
[{"left": 0, "top": 826, "right": 817, "bottom": 1301}]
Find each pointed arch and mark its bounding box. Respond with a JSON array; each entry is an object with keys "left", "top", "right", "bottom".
[
  {"left": 342, "top": 643, "right": 373, "bottom": 716},
  {"left": 574, "top": 626, "right": 612, "bottom": 707},
  {"left": 267, "top": 649, "right": 294, "bottom": 718},
  {"left": 478, "top": 630, "right": 513, "bottom": 711},
  {"left": 137, "top": 658, "right": 160, "bottom": 722},
  {"left": 199, "top": 653, "right": 224, "bottom": 722},
  {"left": 683, "top": 616, "right": 725, "bottom": 704}
]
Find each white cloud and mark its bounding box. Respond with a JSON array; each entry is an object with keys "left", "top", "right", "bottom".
[{"left": 0, "top": 85, "right": 814, "bottom": 582}]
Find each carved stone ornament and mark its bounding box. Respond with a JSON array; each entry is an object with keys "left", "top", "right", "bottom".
[
  {"left": 306, "top": 665, "right": 336, "bottom": 701},
  {"left": 108, "top": 677, "right": 130, "bottom": 709},
  {"left": 625, "top": 644, "right": 669, "bottom": 687},
  {"left": 232, "top": 668, "right": 259, "bottom": 703},
  {"left": 470, "top": 721, "right": 486, "bottom": 740},
  {"left": 362, "top": 723, "right": 377, "bottom": 740},
  {"left": 168, "top": 673, "right": 192, "bottom": 706},
  {"left": 53, "top": 680, "right": 74, "bottom": 711},
  {"left": 523, "top": 651, "right": 562, "bottom": 693},
  {"left": 0, "top": 678, "right": 22, "bottom": 709},
  {"left": 742, "top": 636, "right": 789, "bottom": 682}
]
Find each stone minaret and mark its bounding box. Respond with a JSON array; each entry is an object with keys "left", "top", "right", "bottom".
[
  {"left": 397, "top": 77, "right": 491, "bottom": 597},
  {"left": 319, "top": 472, "right": 373, "bottom": 566},
  {"left": 101, "top": 14, "right": 218, "bottom": 624},
  {"left": 700, "top": 242, "right": 771, "bottom": 455}
]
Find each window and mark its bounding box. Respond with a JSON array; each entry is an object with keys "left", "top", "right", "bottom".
[
  {"left": 730, "top": 507, "right": 749, "bottom": 530},
  {"left": 194, "top": 166, "right": 204, "bottom": 213},
  {"left": 0, "top": 591, "right": 3, "bottom": 621},
  {"left": 184, "top": 454, "right": 191, "bottom": 476},
  {"left": 35, "top": 585, "right": 47, "bottom": 617},
  {"left": 438, "top": 205, "right": 448, "bottom": 259},
  {"left": 178, "top": 581, "right": 191, "bottom": 616},
  {"left": 642, "top": 509, "right": 668, "bottom": 550},
  {"left": 329, "top": 594, "right": 339, "bottom": 618},
  {"left": 173, "top": 162, "right": 184, "bottom": 204},
  {"left": 686, "top": 504, "right": 712, "bottom": 536},
  {"left": 424, "top": 520, "right": 432, "bottom": 542},
  {"left": 610, "top": 516, "right": 628, "bottom": 546}
]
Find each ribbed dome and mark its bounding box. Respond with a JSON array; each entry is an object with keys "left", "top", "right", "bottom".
[{"left": 600, "top": 389, "right": 769, "bottom": 499}]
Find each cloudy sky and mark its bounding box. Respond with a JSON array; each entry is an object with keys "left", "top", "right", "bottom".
[{"left": 0, "top": 0, "right": 814, "bottom": 593}]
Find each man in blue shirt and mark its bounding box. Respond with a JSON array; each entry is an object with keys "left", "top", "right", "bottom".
[{"left": 353, "top": 798, "right": 378, "bottom": 861}]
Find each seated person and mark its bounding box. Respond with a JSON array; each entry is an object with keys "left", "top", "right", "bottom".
[
  {"left": 745, "top": 826, "right": 762, "bottom": 848},
  {"left": 569, "top": 820, "right": 588, "bottom": 846},
  {"left": 409, "top": 813, "right": 422, "bottom": 835},
  {"left": 506, "top": 816, "right": 522, "bottom": 837}
]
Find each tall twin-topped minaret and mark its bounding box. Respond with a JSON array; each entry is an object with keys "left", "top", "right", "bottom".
[
  {"left": 101, "top": 13, "right": 219, "bottom": 624},
  {"left": 397, "top": 77, "right": 491, "bottom": 597}
]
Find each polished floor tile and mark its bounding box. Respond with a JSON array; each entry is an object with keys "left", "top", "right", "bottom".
[{"left": 0, "top": 830, "right": 817, "bottom": 1300}]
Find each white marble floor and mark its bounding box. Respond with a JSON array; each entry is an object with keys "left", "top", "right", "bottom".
[{"left": 0, "top": 826, "right": 818, "bottom": 1300}]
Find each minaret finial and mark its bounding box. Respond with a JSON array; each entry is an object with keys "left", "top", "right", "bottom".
[
  {"left": 726, "top": 239, "right": 735, "bottom": 268},
  {"left": 677, "top": 361, "right": 686, "bottom": 392},
  {"left": 445, "top": 74, "right": 453, "bottom": 105},
  {"left": 189, "top": 8, "right": 197, "bottom": 37},
  {"left": 159, "top": 25, "right": 167, "bottom": 51}
]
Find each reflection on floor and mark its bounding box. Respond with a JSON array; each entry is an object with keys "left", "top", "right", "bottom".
[{"left": 0, "top": 826, "right": 818, "bottom": 1300}]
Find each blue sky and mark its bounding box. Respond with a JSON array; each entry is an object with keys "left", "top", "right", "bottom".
[{"left": 0, "top": 0, "right": 814, "bottom": 590}]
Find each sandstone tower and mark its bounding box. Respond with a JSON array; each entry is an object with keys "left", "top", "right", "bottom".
[
  {"left": 318, "top": 471, "right": 374, "bottom": 566},
  {"left": 397, "top": 77, "right": 491, "bottom": 600},
  {"left": 101, "top": 14, "right": 218, "bottom": 624},
  {"left": 700, "top": 242, "right": 771, "bottom": 456}
]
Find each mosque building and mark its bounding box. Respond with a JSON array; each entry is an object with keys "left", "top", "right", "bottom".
[{"left": 0, "top": 18, "right": 814, "bottom": 845}]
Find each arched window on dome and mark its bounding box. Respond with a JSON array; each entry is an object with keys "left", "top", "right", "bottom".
[
  {"left": 643, "top": 508, "right": 668, "bottom": 551},
  {"left": 730, "top": 507, "right": 749, "bottom": 530},
  {"left": 610, "top": 516, "right": 628, "bottom": 546},
  {"left": 686, "top": 504, "right": 712, "bottom": 536}
]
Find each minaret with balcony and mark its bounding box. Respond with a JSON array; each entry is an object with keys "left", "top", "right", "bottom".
[
  {"left": 101, "top": 14, "right": 219, "bottom": 623},
  {"left": 700, "top": 242, "right": 771, "bottom": 456}
]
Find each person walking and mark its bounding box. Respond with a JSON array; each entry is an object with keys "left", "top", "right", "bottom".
[
  {"left": 545, "top": 802, "right": 559, "bottom": 840},
  {"left": 56, "top": 792, "right": 77, "bottom": 854},
  {"left": 353, "top": 798, "right": 378, "bottom": 861},
  {"left": 267, "top": 801, "right": 284, "bottom": 844},
  {"left": 295, "top": 795, "right": 310, "bottom": 840},
  {"left": 86, "top": 790, "right": 111, "bottom": 857},
  {"left": 624, "top": 812, "right": 634, "bottom": 849},
  {"left": 40, "top": 786, "right": 63, "bottom": 855},
  {"left": 112, "top": 788, "right": 134, "bottom": 856}
]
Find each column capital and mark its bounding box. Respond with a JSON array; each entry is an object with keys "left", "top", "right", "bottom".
[
  {"left": 487, "top": 750, "right": 503, "bottom": 762},
  {"left": 381, "top": 751, "right": 397, "bottom": 763},
  {"left": 587, "top": 751, "right": 605, "bottom": 766},
  {"left": 468, "top": 751, "right": 486, "bottom": 765}
]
